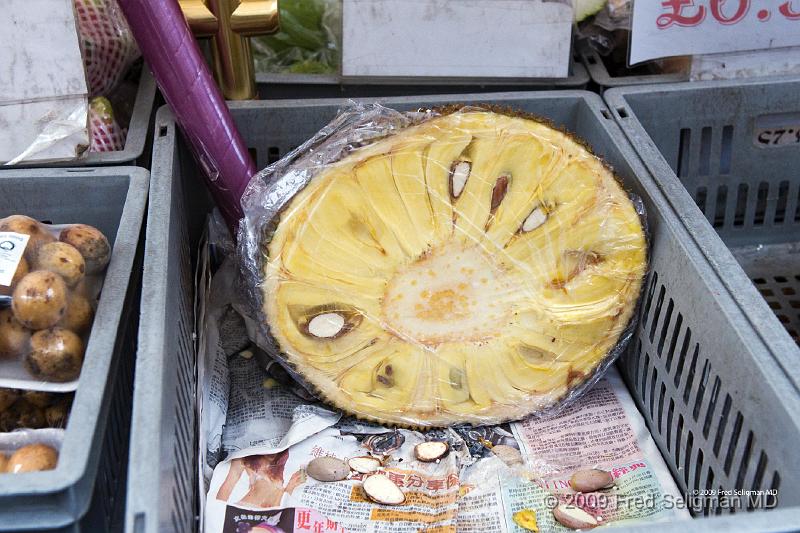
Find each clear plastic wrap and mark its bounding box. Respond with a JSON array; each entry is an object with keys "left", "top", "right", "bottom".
[
  {"left": 0, "top": 215, "right": 112, "bottom": 393},
  {"left": 239, "top": 103, "right": 649, "bottom": 428}
]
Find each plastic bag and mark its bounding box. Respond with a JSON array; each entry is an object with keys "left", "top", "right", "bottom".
[
  {"left": 0, "top": 215, "right": 112, "bottom": 393},
  {"left": 239, "top": 103, "right": 649, "bottom": 428}
]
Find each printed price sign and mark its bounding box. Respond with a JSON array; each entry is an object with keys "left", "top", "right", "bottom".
[{"left": 630, "top": 0, "right": 800, "bottom": 64}]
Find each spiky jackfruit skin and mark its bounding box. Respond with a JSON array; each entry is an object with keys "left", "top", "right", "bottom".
[{"left": 262, "top": 110, "right": 647, "bottom": 427}]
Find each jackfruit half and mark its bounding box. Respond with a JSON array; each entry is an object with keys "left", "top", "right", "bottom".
[{"left": 262, "top": 110, "right": 647, "bottom": 427}]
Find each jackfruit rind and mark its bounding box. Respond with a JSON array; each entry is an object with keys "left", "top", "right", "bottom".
[{"left": 249, "top": 107, "right": 647, "bottom": 427}]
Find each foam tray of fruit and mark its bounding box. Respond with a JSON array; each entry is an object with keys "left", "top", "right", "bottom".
[
  {"left": 0, "top": 216, "right": 111, "bottom": 393},
  {"left": 0, "top": 428, "right": 61, "bottom": 475}
]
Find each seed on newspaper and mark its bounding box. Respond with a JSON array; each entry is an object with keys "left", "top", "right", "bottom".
[
  {"left": 490, "top": 444, "right": 523, "bottom": 466},
  {"left": 552, "top": 504, "right": 599, "bottom": 530},
  {"left": 363, "top": 474, "right": 406, "bottom": 505},
  {"left": 569, "top": 469, "right": 614, "bottom": 492},
  {"left": 348, "top": 456, "right": 382, "bottom": 474},
  {"left": 414, "top": 441, "right": 449, "bottom": 462},
  {"left": 306, "top": 456, "right": 350, "bottom": 482}
]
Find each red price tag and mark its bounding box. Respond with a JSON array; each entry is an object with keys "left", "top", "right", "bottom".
[{"left": 631, "top": 0, "right": 800, "bottom": 64}]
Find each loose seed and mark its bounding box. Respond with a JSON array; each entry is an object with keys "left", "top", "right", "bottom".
[
  {"left": 414, "top": 441, "right": 449, "bottom": 462},
  {"left": 552, "top": 504, "right": 599, "bottom": 530},
  {"left": 306, "top": 456, "right": 350, "bottom": 482},
  {"left": 348, "top": 456, "right": 382, "bottom": 474},
  {"left": 569, "top": 468, "right": 615, "bottom": 493},
  {"left": 363, "top": 474, "right": 406, "bottom": 505}
]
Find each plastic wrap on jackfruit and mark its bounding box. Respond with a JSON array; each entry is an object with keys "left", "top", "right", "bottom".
[{"left": 239, "top": 103, "right": 649, "bottom": 428}]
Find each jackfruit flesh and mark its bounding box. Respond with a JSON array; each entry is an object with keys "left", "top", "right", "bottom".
[{"left": 262, "top": 110, "right": 647, "bottom": 427}]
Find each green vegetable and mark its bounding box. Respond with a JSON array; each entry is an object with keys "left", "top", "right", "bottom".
[{"left": 575, "top": 0, "right": 607, "bottom": 22}]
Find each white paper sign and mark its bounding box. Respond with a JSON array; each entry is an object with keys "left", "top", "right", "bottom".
[
  {"left": 0, "top": 233, "right": 29, "bottom": 287},
  {"left": 0, "top": 0, "right": 88, "bottom": 164},
  {"left": 342, "top": 0, "right": 573, "bottom": 79},
  {"left": 630, "top": 0, "right": 800, "bottom": 64}
]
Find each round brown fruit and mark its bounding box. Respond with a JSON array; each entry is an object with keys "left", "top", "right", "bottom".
[
  {"left": 59, "top": 225, "right": 110, "bottom": 275},
  {"left": 35, "top": 242, "right": 85, "bottom": 287},
  {"left": 0, "top": 216, "right": 56, "bottom": 262},
  {"left": 11, "top": 271, "right": 68, "bottom": 330},
  {"left": 58, "top": 293, "right": 94, "bottom": 334},
  {"left": 25, "top": 328, "right": 84, "bottom": 382},
  {"left": 0, "top": 257, "right": 28, "bottom": 297},
  {"left": 21, "top": 391, "right": 52, "bottom": 409},
  {"left": 45, "top": 399, "right": 70, "bottom": 428},
  {"left": 0, "top": 389, "right": 20, "bottom": 412},
  {"left": 11, "top": 399, "right": 46, "bottom": 429},
  {"left": 0, "top": 309, "right": 31, "bottom": 359},
  {"left": 6, "top": 443, "right": 58, "bottom": 473}
]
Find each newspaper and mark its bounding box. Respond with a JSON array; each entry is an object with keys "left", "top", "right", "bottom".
[{"left": 200, "top": 253, "right": 690, "bottom": 533}]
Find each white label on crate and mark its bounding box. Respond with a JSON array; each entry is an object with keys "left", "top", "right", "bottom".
[
  {"left": 0, "top": 232, "right": 29, "bottom": 287},
  {"left": 754, "top": 113, "right": 800, "bottom": 148},
  {"left": 630, "top": 0, "right": 800, "bottom": 65}
]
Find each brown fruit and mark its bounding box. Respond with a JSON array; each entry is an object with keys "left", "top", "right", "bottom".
[
  {"left": 11, "top": 271, "right": 68, "bottom": 330},
  {"left": 0, "top": 454, "right": 7, "bottom": 473},
  {"left": 35, "top": 242, "right": 85, "bottom": 287},
  {"left": 6, "top": 443, "right": 58, "bottom": 473},
  {"left": 45, "top": 399, "right": 70, "bottom": 428},
  {"left": 0, "top": 257, "right": 28, "bottom": 297},
  {"left": 0, "top": 389, "right": 20, "bottom": 412},
  {"left": 0, "top": 216, "right": 56, "bottom": 262},
  {"left": 58, "top": 292, "right": 94, "bottom": 334},
  {"left": 21, "top": 391, "right": 52, "bottom": 408},
  {"left": 11, "top": 399, "right": 46, "bottom": 429},
  {"left": 59, "top": 225, "right": 110, "bottom": 275},
  {"left": 0, "top": 399, "right": 46, "bottom": 431},
  {"left": 25, "top": 328, "right": 84, "bottom": 382},
  {"left": 0, "top": 309, "right": 31, "bottom": 359}
]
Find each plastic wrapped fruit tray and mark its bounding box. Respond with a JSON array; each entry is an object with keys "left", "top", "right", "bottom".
[
  {"left": 126, "top": 93, "right": 800, "bottom": 533},
  {"left": 0, "top": 167, "right": 147, "bottom": 532}
]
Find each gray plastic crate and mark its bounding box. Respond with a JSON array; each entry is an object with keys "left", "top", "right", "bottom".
[
  {"left": 0, "top": 167, "right": 148, "bottom": 531},
  {"left": 605, "top": 77, "right": 800, "bottom": 394},
  {"left": 579, "top": 42, "right": 689, "bottom": 89},
  {"left": 255, "top": 56, "right": 590, "bottom": 99},
  {"left": 11, "top": 68, "right": 157, "bottom": 169},
  {"left": 127, "top": 93, "right": 800, "bottom": 533}
]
